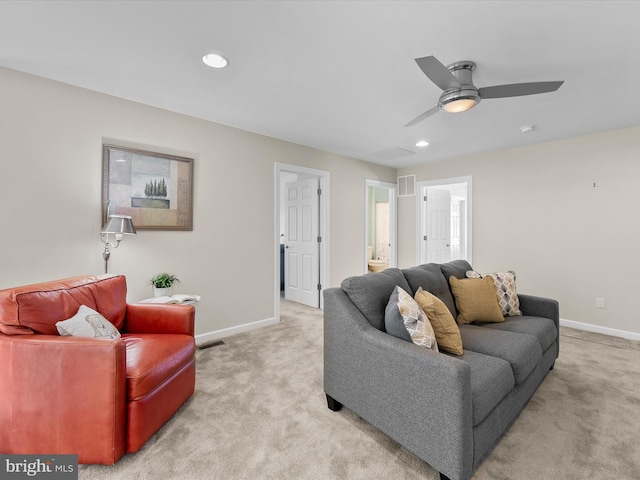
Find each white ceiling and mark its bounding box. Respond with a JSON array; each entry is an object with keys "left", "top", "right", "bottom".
[{"left": 1, "top": 0, "right": 639, "bottom": 168}]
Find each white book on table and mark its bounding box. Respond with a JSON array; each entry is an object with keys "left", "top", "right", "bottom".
[{"left": 139, "top": 294, "right": 201, "bottom": 305}]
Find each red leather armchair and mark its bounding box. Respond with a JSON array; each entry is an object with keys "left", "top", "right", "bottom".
[{"left": 0, "top": 275, "right": 196, "bottom": 464}]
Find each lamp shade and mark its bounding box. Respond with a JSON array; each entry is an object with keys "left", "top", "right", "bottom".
[{"left": 101, "top": 215, "right": 137, "bottom": 235}]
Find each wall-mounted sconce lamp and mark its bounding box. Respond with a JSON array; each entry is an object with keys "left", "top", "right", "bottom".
[{"left": 100, "top": 215, "right": 136, "bottom": 273}]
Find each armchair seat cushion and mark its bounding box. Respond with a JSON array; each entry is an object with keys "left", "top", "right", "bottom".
[{"left": 123, "top": 334, "right": 195, "bottom": 400}]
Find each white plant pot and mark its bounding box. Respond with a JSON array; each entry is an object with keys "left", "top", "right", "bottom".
[{"left": 153, "top": 287, "right": 172, "bottom": 298}]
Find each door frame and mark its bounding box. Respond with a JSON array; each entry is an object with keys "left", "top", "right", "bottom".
[
  {"left": 364, "top": 179, "right": 397, "bottom": 273},
  {"left": 416, "top": 176, "right": 473, "bottom": 265},
  {"left": 275, "top": 163, "right": 330, "bottom": 320}
]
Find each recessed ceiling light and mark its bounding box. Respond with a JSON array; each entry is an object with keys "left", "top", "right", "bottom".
[
  {"left": 520, "top": 125, "right": 534, "bottom": 134},
  {"left": 416, "top": 140, "right": 429, "bottom": 147},
  {"left": 202, "top": 53, "right": 228, "bottom": 69}
]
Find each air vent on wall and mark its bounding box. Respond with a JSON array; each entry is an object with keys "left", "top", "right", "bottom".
[
  {"left": 369, "top": 146, "right": 416, "bottom": 161},
  {"left": 397, "top": 175, "right": 416, "bottom": 197}
]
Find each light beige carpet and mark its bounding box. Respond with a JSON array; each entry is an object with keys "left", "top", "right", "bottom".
[{"left": 79, "top": 301, "right": 640, "bottom": 480}]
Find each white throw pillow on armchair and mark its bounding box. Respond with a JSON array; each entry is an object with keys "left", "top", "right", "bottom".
[{"left": 56, "top": 304, "right": 121, "bottom": 339}]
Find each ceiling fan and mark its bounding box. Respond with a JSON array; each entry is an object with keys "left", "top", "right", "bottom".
[{"left": 405, "top": 55, "right": 564, "bottom": 127}]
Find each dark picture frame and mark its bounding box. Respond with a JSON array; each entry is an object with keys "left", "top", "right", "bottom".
[{"left": 102, "top": 144, "right": 194, "bottom": 230}]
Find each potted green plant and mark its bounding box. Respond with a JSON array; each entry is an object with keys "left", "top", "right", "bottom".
[{"left": 150, "top": 272, "right": 180, "bottom": 297}]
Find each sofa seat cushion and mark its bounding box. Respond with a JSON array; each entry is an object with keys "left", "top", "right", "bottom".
[
  {"left": 458, "top": 325, "right": 541, "bottom": 384},
  {"left": 123, "top": 334, "right": 195, "bottom": 400},
  {"left": 475, "top": 316, "right": 558, "bottom": 352},
  {"left": 455, "top": 350, "right": 515, "bottom": 426}
]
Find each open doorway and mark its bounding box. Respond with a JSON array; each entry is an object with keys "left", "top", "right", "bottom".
[
  {"left": 416, "top": 176, "right": 472, "bottom": 265},
  {"left": 275, "top": 163, "right": 330, "bottom": 318},
  {"left": 365, "top": 180, "right": 397, "bottom": 273}
]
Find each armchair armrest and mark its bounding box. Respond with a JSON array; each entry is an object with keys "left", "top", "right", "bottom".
[
  {"left": 124, "top": 304, "right": 195, "bottom": 336},
  {"left": 323, "top": 288, "right": 473, "bottom": 480},
  {"left": 0, "top": 334, "right": 126, "bottom": 464}
]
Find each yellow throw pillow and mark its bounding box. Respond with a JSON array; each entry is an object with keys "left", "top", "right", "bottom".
[
  {"left": 449, "top": 276, "right": 505, "bottom": 324},
  {"left": 414, "top": 287, "right": 463, "bottom": 355}
]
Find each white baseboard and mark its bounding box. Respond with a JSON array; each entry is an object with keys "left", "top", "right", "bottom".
[
  {"left": 560, "top": 318, "right": 640, "bottom": 342},
  {"left": 195, "top": 316, "right": 278, "bottom": 346}
]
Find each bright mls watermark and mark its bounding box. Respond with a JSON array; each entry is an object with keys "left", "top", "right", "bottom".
[{"left": 1, "top": 455, "right": 77, "bottom": 479}]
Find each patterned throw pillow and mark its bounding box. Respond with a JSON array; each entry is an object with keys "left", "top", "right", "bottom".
[
  {"left": 56, "top": 305, "right": 121, "bottom": 339},
  {"left": 466, "top": 270, "right": 522, "bottom": 317},
  {"left": 396, "top": 286, "right": 439, "bottom": 351}
]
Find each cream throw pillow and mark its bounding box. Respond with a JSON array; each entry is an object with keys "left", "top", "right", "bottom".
[
  {"left": 449, "top": 276, "right": 505, "bottom": 324},
  {"left": 56, "top": 305, "right": 121, "bottom": 339},
  {"left": 414, "top": 287, "right": 463, "bottom": 355},
  {"left": 396, "top": 286, "right": 439, "bottom": 351}
]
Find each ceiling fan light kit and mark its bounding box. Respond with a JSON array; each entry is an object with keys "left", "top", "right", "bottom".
[
  {"left": 439, "top": 92, "right": 479, "bottom": 113},
  {"left": 202, "top": 53, "right": 229, "bottom": 68},
  {"left": 405, "top": 55, "right": 564, "bottom": 127},
  {"left": 437, "top": 61, "right": 480, "bottom": 113}
]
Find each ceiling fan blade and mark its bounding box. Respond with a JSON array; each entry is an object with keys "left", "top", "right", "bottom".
[
  {"left": 479, "top": 81, "right": 564, "bottom": 99},
  {"left": 415, "top": 56, "right": 461, "bottom": 91},
  {"left": 404, "top": 105, "right": 440, "bottom": 127}
]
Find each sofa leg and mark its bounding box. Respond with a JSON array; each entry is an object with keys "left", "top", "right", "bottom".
[
  {"left": 326, "top": 394, "right": 342, "bottom": 412},
  {"left": 440, "top": 474, "right": 451, "bottom": 480},
  {"left": 550, "top": 362, "right": 555, "bottom": 371}
]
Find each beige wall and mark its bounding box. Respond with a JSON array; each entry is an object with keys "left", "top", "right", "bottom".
[
  {"left": 399, "top": 126, "right": 640, "bottom": 336},
  {"left": 4, "top": 65, "right": 638, "bottom": 338},
  {"left": 0, "top": 67, "right": 396, "bottom": 337}
]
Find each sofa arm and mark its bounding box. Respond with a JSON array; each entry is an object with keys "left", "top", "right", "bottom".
[
  {"left": 518, "top": 294, "right": 559, "bottom": 325},
  {"left": 324, "top": 288, "right": 473, "bottom": 480},
  {"left": 0, "top": 334, "right": 126, "bottom": 464},
  {"left": 124, "top": 304, "right": 195, "bottom": 336}
]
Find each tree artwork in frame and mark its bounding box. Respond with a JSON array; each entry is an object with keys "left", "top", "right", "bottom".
[{"left": 102, "top": 144, "right": 194, "bottom": 230}]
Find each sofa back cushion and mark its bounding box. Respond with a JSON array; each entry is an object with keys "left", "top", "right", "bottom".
[
  {"left": 341, "top": 268, "right": 410, "bottom": 331},
  {"left": 0, "top": 275, "right": 127, "bottom": 335},
  {"left": 402, "top": 263, "right": 457, "bottom": 317},
  {"left": 440, "top": 259, "right": 473, "bottom": 282}
]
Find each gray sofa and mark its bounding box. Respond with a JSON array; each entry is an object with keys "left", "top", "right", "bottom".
[{"left": 323, "top": 260, "right": 559, "bottom": 480}]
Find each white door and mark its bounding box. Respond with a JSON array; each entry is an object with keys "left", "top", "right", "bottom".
[
  {"left": 375, "top": 202, "right": 390, "bottom": 262},
  {"left": 424, "top": 187, "right": 451, "bottom": 263},
  {"left": 284, "top": 178, "right": 320, "bottom": 307},
  {"left": 450, "top": 198, "right": 462, "bottom": 260}
]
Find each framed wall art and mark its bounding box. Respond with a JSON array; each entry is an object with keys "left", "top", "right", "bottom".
[{"left": 102, "top": 144, "right": 194, "bottom": 230}]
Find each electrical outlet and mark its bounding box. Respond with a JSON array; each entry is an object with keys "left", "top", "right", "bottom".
[{"left": 596, "top": 297, "right": 605, "bottom": 309}]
